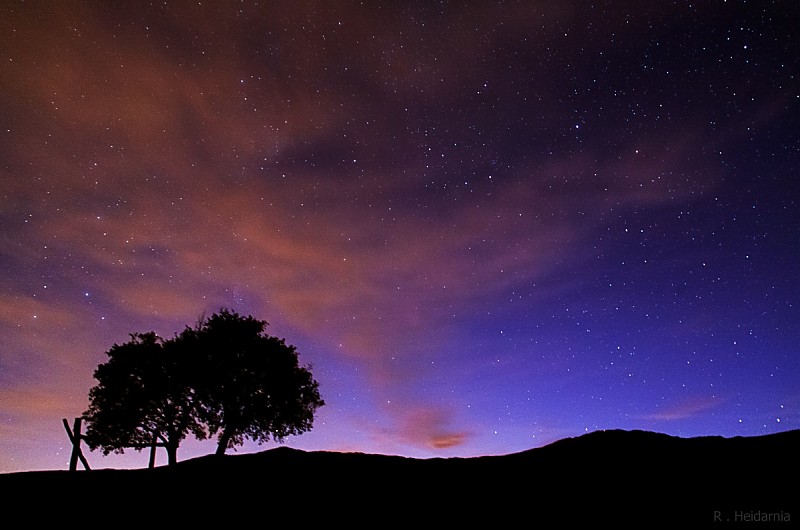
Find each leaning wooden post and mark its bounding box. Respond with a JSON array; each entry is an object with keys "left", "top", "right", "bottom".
[
  {"left": 70, "top": 417, "right": 82, "bottom": 471},
  {"left": 64, "top": 417, "right": 81, "bottom": 471},
  {"left": 62, "top": 417, "right": 91, "bottom": 471}
]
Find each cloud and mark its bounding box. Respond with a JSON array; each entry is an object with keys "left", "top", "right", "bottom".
[
  {"left": 637, "top": 396, "right": 723, "bottom": 422},
  {"left": 0, "top": 0, "right": 723, "bottom": 410},
  {"left": 394, "top": 405, "right": 471, "bottom": 451}
]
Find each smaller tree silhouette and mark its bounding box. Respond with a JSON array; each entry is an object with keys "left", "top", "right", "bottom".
[
  {"left": 190, "top": 310, "right": 325, "bottom": 455},
  {"left": 82, "top": 332, "right": 205, "bottom": 466}
]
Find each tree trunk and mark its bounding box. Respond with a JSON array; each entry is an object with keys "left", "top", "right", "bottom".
[
  {"left": 166, "top": 442, "right": 178, "bottom": 466},
  {"left": 216, "top": 429, "right": 232, "bottom": 456},
  {"left": 148, "top": 432, "right": 158, "bottom": 469}
]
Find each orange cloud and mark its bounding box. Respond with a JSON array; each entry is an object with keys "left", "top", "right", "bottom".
[
  {"left": 638, "top": 396, "right": 724, "bottom": 422},
  {"left": 394, "top": 405, "right": 471, "bottom": 451},
  {"left": 0, "top": 386, "right": 86, "bottom": 416}
]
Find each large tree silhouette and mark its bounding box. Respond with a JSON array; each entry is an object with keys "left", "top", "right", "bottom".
[
  {"left": 82, "top": 332, "right": 205, "bottom": 466},
  {"left": 82, "top": 310, "right": 324, "bottom": 465},
  {"left": 190, "top": 310, "right": 325, "bottom": 455}
]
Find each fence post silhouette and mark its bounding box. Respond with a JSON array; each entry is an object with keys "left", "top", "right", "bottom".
[
  {"left": 62, "top": 417, "right": 91, "bottom": 471},
  {"left": 64, "top": 417, "right": 168, "bottom": 469}
]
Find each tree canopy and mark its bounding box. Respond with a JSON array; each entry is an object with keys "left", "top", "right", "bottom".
[
  {"left": 188, "top": 310, "right": 325, "bottom": 455},
  {"left": 82, "top": 310, "right": 324, "bottom": 465},
  {"left": 82, "top": 332, "right": 204, "bottom": 465}
]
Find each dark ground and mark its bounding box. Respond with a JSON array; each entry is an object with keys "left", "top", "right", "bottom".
[{"left": 2, "top": 429, "right": 797, "bottom": 527}]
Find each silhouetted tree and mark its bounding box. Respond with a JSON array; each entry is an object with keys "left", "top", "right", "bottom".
[
  {"left": 82, "top": 309, "right": 324, "bottom": 464},
  {"left": 189, "top": 309, "right": 325, "bottom": 455},
  {"left": 82, "top": 332, "right": 205, "bottom": 465}
]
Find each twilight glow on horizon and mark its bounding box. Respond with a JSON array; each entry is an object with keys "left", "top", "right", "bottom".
[{"left": 1, "top": 1, "right": 798, "bottom": 473}]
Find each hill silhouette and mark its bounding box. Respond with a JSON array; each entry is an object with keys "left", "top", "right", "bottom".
[{"left": 2, "top": 429, "right": 796, "bottom": 526}]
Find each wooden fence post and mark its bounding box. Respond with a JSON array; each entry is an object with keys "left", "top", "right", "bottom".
[{"left": 63, "top": 417, "right": 91, "bottom": 471}]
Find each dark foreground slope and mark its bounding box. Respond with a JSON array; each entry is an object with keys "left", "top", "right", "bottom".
[{"left": 2, "top": 429, "right": 797, "bottom": 526}]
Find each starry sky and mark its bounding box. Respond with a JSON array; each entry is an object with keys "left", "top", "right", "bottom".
[{"left": 1, "top": 1, "right": 798, "bottom": 473}]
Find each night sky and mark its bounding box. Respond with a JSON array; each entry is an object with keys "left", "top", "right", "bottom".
[{"left": 1, "top": 1, "right": 798, "bottom": 473}]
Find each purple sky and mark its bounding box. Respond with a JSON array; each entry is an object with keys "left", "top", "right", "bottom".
[{"left": 1, "top": 1, "right": 798, "bottom": 473}]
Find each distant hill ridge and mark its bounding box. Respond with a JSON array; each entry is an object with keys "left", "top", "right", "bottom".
[{"left": 3, "top": 429, "right": 796, "bottom": 526}]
